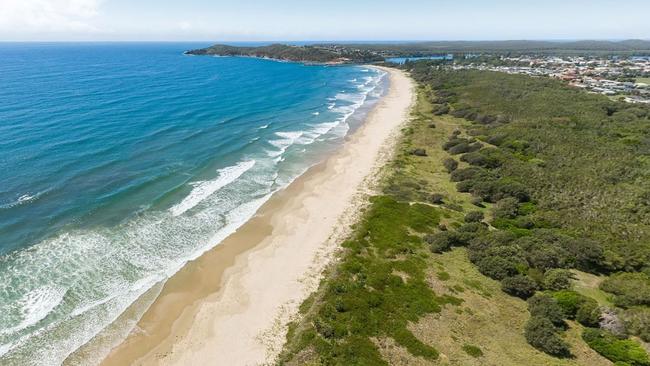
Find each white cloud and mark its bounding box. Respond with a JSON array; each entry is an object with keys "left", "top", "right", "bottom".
[{"left": 0, "top": 0, "right": 103, "bottom": 37}]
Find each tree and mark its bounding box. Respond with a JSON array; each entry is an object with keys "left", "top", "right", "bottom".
[
  {"left": 566, "top": 238, "right": 605, "bottom": 272},
  {"left": 443, "top": 138, "right": 467, "bottom": 151},
  {"left": 411, "top": 148, "right": 427, "bottom": 156},
  {"left": 601, "top": 272, "right": 650, "bottom": 307},
  {"left": 543, "top": 269, "right": 573, "bottom": 291},
  {"left": 501, "top": 275, "right": 537, "bottom": 299},
  {"left": 551, "top": 290, "right": 586, "bottom": 319},
  {"left": 443, "top": 157, "right": 458, "bottom": 172},
  {"left": 430, "top": 193, "right": 444, "bottom": 204},
  {"left": 476, "top": 255, "right": 519, "bottom": 280},
  {"left": 493, "top": 197, "right": 520, "bottom": 219},
  {"left": 528, "top": 293, "right": 566, "bottom": 327},
  {"left": 464, "top": 211, "right": 484, "bottom": 223},
  {"left": 425, "top": 232, "right": 459, "bottom": 253},
  {"left": 449, "top": 142, "right": 471, "bottom": 155},
  {"left": 433, "top": 105, "right": 449, "bottom": 115},
  {"left": 524, "top": 316, "right": 571, "bottom": 357},
  {"left": 576, "top": 299, "right": 601, "bottom": 327}
]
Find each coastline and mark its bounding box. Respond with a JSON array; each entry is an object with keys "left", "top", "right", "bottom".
[{"left": 95, "top": 66, "right": 414, "bottom": 366}]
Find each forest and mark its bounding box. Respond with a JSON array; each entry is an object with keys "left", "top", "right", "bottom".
[
  {"left": 279, "top": 65, "right": 650, "bottom": 365},
  {"left": 407, "top": 65, "right": 650, "bottom": 364}
]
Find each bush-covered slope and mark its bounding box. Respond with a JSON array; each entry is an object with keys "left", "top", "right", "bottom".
[
  {"left": 186, "top": 44, "right": 384, "bottom": 63},
  {"left": 408, "top": 66, "right": 650, "bottom": 272},
  {"left": 403, "top": 65, "right": 650, "bottom": 362}
]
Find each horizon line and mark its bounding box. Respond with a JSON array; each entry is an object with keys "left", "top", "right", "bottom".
[{"left": 1, "top": 38, "right": 649, "bottom": 44}]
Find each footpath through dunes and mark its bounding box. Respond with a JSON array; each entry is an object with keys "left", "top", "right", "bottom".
[{"left": 95, "top": 67, "right": 415, "bottom": 365}]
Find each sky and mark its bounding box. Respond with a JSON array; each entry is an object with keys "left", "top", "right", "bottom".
[{"left": 0, "top": 0, "right": 649, "bottom": 41}]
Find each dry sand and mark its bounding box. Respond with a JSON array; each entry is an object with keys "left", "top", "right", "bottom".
[{"left": 98, "top": 66, "right": 414, "bottom": 366}]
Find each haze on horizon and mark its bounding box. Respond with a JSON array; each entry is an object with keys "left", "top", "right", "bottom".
[{"left": 0, "top": 0, "right": 649, "bottom": 42}]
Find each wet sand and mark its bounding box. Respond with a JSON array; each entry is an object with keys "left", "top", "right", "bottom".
[{"left": 98, "top": 66, "right": 414, "bottom": 366}]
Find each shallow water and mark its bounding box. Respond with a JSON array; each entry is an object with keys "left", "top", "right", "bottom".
[{"left": 0, "top": 42, "right": 386, "bottom": 365}]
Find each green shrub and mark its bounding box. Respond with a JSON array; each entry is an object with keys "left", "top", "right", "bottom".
[
  {"left": 443, "top": 138, "right": 468, "bottom": 151},
  {"left": 516, "top": 231, "right": 572, "bottom": 271},
  {"left": 449, "top": 142, "right": 471, "bottom": 155},
  {"left": 582, "top": 328, "right": 650, "bottom": 366},
  {"left": 576, "top": 298, "right": 601, "bottom": 327},
  {"left": 565, "top": 238, "right": 606, "bottom": 272},
  {"left": 543, "top": 269, "right": 573, "bottom": 291},
  {"left": 464, "top": 211, "right": 484, "bottom": 223},
  {"left": 470, "top": 196, "right": 484, "bottom": 207},
  {"left": 469, "top": 178, "right": 530, "bottom": 203},
  {"left": 527, "top": 293, "right": 566, "bottom": 327},
  {"left": 476, "top": 255, "right": 519, "bottom": 280},
  {"left": 601, "top": 272, "right": 650, "bottom": 307},
  {"left": 462, "top": 344, "right": 483, "bottom": 357},
  {"left": 443, "top": 157, "right": 458, "bottom": 172},
  {"left": 551, "top": 290, "right": 586, "bottom": 319},
  {"left": 466, "top": 231, "right": 517, "bottom": 262},
  {"left": 501, "top": 275, "right": 537, "bottom": 299},
  {"left": 621, "top": 307, "right": 650, "bottom": 342},
  {"left": 411, "top": 148, "right": 427, "bottom": 156},
  {"left": 433, "top": 105, "right": 449, "bottom": 115},
  {"left": 524, "top": 316, "right": 571, "bottom": 357},
  {"left": 425, "top": 231, "right": 462, "bottom": 253},
  {"left": 430, "top": 193, "right": 445, "bottom": 204},
  {"left": 450, "top": 167, "right": 487, "bottom": 182},
  {"left": 456, "top": 180, "right": 474, "bottom": 193},
  {"left": 493, "top": 197, "right": 520, "bottom": 219},
  {"left": 461, "top": 148, "right": 505, "bottom": 169}
]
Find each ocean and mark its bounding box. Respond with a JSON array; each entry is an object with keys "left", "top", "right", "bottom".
[{"left": 0, "top": 43, "right": 387, "bottom": 365}]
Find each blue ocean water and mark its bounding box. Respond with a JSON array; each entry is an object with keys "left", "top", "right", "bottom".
[{"left": 0, "top": 43, "right": 386, "bottom": 365}]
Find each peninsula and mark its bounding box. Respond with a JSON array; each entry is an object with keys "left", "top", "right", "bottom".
[{"left": 185, "top": 43, "right": 384, "bottom": 64}]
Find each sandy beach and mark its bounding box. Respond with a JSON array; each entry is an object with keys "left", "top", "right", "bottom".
[{"left": 97, "top": 66, "right": 414, "bottom": 366}]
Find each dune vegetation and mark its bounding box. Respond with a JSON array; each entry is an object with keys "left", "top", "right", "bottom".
[{"left": 280, "top": 65, "right": 650, "bottom": 365}]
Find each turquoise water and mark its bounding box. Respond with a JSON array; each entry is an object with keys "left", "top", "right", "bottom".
[{"left": 0, "top": 43, "right": 386, "bottom": 365}]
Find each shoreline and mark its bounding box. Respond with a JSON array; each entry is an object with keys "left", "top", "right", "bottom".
[
  {"left": 96, "top": 66, "right": 414, "bottom": 366},
  {"left": 184, "top": 53, "right": 358, "bottom": 66}
]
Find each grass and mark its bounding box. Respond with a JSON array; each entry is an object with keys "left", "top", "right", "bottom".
[
  {"left": 280, "top": 75, "right": 617, "bottom": 365},
  {"left": 571, "top": 270, "right": 614, "bottom": 307},
  {"left": 279, "top": 195, "right": 462, "bottom": 365},
  {"left": 636, "top": 77, "right": 650, "bottom": 84}
]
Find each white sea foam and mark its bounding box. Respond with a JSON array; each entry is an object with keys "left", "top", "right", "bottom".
[
  {"left": 1, "top": 287, "right": 65, "bottom": 336},
  {"left": 267, "top": 131, "right": 304, "bottom": 157},
  {"left": 311, "top": 111, "right": 320, "bottom": 116},
  {"left": 334, "top": 92, "right": 365, "bottom": 104},
  {"left": 170, "top": 160, "right": 256, "bottom": 216},
  {"left": 0, "top": 66, "right": 388, "bottom": 365},
  {"left": 258, "top": 124, "right": 269, "bottom": 129},
  {"left": 311, "top": 121, "right": 339, "bottom": 135},
  {"left": 0, "top": 188, "right": 274, "bottom": 364},
  {"left": 0, "top": 192, "right": 46, "bottom": 210}
]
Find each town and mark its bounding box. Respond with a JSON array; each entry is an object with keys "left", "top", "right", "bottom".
[{"left": 449, "top": 55, "right": 650, "bottom": 104}]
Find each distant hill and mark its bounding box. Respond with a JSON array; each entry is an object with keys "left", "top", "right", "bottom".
[
  {"left": 185, "top": 44, "right": 384, "bottom": 64},
  {"left": 324, "top": 40, "right": 650, "bottom": 56},
  {"left": 186, "top": 40, "right": 650, "bottom": 64}
]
